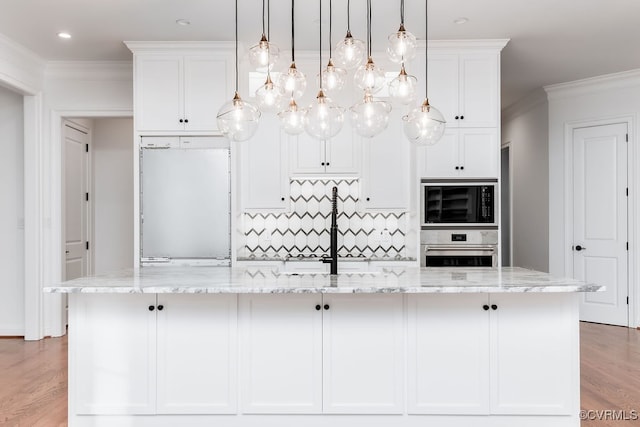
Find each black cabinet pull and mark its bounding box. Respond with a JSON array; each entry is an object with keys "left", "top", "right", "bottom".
[
  {"left": 460, "top": 166, "right": 464, "bottom": 170},
  {"left": 460, "top": 115, "right": 464, "bottom": 120},
  {"left": 326, "top": 162, "right": 330, "bottom": 166},
  {"left": 491, "top": 304, "right": 498, "bottom": 310},
  {"left": 455, "top": 115, "right": 459, "bottom": 120},
  {"left": 148, "top": 305, "right": 155, "bottom": 311},
  {"left": 321, "top": 162, "right": 325, "bottom": 166},
  {"left": 315, "top": 304, "right": 321, "bottom": 311},
  {"left": 455, "top": 166, "right": 460, "bottom": 170},
  {"left": 482, "top": 304, "right": 490, "bottom": 311},
  {"left": 184, "top": 119, "right": 189, "bottom": 123},
  {"left": 324, "top": 304, "right": 330, "bottom": 310},
  {"left": 281, "top": 197, "right": 285, "bottom": 201},
  {"left": 157, "top": 305, "right": 164, "bottom": 311},
  {"left": 179, "top": 119, "right": 184, "bottom": 123},
  {"left": 366, "top": 197, "right": 370, "bottom": 201}
]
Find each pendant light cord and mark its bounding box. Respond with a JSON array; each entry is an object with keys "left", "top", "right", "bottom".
[
  {"left": 291, "top": 0, "right": 295, "bottom": 62},
  {"left": 347, "top": 0, "right": 351, "bottom": 32},
  {"left": 329, "top": 0, "right": 332, "bottom": 58},
  {"left": 235, "top": 0, "right": 239, "bottom": 92},
  {"left": 319, "top": 0, "right": 322, "bottom": 87},
  {"left": 400, "top": 0, "right": 405, "bottom": 25},
  {"left": 261, "top": 0, "right": 266, "bottom": 36},
  {"left": 425, "top": 0, "right": 428, "bottom": 98},
  {"left": 367, "top": 0, "right": 372, "bottom": 57},
  {"left": 266, "top": 0, "right": 271, "bottom": 77}
]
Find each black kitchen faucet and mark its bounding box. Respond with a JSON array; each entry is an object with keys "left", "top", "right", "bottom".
[{"left": 321, "top": 186, "right": 339, "bottom": 275}]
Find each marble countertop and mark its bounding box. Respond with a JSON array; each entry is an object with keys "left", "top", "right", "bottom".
[
  {"left": 44, "top": 266, "right": 603, "bottom": 294},
  {"left": 235, "top": 255, "right": 416, "bottom": 262}
]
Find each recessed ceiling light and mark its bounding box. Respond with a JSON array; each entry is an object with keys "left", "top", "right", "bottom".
[
  {"left": 57, "top": 32, "right": 72, "bottom": 39},
  {"left": 453, "top": 17, "right": 469, "bottom": 25},
  {"left": 176, "top": 19, "right": 191, "bottom": 26}
]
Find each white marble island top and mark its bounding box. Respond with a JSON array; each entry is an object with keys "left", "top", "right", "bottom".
[{"left": 44, "top": 266, "right": 603, "bottom": 294}]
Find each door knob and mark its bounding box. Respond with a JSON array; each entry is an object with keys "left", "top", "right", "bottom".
[{"left": 575, "top": 245, "right": 586, "bottom": 251}]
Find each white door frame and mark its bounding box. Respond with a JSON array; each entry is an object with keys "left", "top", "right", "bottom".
[
  {"left": 563, "top": 115, "right": 634, "bottom": 327},
  {"left": 500, "top": 141, "right": 514, "bottom": 267}
]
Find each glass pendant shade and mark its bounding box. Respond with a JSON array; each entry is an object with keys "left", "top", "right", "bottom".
[
  {"left": 248, "top": 34, "right": 280, "bottom": 69},
  {"left": 354, "top": 57, "right": 386, "bottom": 93},
  {"left": 277, "top": 62, "right": 307, "bottom": 99},
  {"left": 304, "top": 90, "right": 344, "bottom": 140},
  {"left": 256, "top": 74, "right": 283, "bottom": 111},
  {"left": 402, "top": 98, "right": 446, "bottom": 146},
  {"left": 350, "top": 90, "right": 391, "bottom": 138},
  {"left": 217, "top": 92, "right": 261, "bottom": 142},
  {"left": 387, "top": 24, "right": 417, "bottom": 63},
  {"left": 334, "top": 31, "right": 366, "bottom": 70},
  {"left": 388, "top": 64, "right": 417, "bottom": 105},
  {"left": 278, "top": 98, "right": 306, "bottom": 135},
  {"left": 320, "top": 59, "right": 347, "bottom": 93}
]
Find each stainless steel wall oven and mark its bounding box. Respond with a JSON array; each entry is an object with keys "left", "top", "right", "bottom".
[{"left": 420, "top": 230, "right": 498, "bottom": 268}]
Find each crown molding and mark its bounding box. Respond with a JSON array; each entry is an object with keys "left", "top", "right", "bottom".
[
  {"left": 417, "top": 39, "right": 510, "bottom": 52},
  {"left": 0, "top": 32, "right": 45, "bottom": 94},
  {"left": 544, "top": 68, "right": 640, "bottom": 100},
  {"left": 45, "top": 61, "right": 133, "bottom": 81},
  {"left": 502, "top": 88, "right": 548, "bottom": 122},
  {"left": 124, "top": 41, "right": 236, "bottom": 54}
]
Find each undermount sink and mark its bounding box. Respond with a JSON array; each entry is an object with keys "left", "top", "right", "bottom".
[{"left": 278, "top": 271, "right": 380, "bottom": 276}]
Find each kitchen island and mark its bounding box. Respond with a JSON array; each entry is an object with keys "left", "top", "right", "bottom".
[{"left": 46, "top": 266, "right": 601, "bottom": 427}]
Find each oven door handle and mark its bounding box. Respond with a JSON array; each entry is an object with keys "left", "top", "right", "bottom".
[{"left": 424, "top": 246, "right": 496, "bottom": 252}]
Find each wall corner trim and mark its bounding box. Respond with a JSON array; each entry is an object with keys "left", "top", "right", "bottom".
[{"left": 544, "top": 68, "right": 640, "bottom": 100}]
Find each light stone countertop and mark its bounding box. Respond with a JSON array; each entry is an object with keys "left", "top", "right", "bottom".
[{"left": 44, "top": 266, "right": 603, "bottom": 294}]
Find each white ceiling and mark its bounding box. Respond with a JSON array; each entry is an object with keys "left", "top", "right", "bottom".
[{"left": 1, "top": 0, "right": 639, "bottom": 108}]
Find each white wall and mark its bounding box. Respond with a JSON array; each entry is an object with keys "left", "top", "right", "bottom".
[
  {"left": 0, "top": 85, "right": 25, "bottom": 335},
  {"left": 502, "top": 89, "right": 549, "bottom": 272},
  {"left": 92, "top": 118, "right": 134, "bottom": 274},
  {"left": 545, "top": 69, "right": 640, "bottom": 327}
]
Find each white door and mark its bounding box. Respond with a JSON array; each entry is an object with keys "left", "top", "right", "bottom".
[
  {"left": 573, "top": 123, "right": 628, "bottom": 326},
  {"left": 156, "top": 294, "right": 237, "bottom": 414},
  {"left": 239, "top": 294, "right": 323, "bottom": 414},
  {"left": 63, "top": 121, "right": 89, "bottom": 280},
  {"left": 322, "top": 294, "right": 404, "bottom": 414}
]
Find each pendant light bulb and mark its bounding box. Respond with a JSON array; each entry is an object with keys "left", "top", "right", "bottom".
[
  {"left": 217, "top": 92, "right": 261, "bottom": 142},
  {"left": 335, "top": 31, "right": 366, "bottom": 70},
  {"left": 304, "top": 90, "right": 344, "bottom": 140},
  {"left": 249, "top": 34, "right": 280, "bottom": 70},
  {"left": 354, "top": 56, "right": 386, "bottom": 93},
  {"left": 387, "top": 24, "right": 417, "bottom": 63},
  {"left": 277, "top": 62, "right": 307, "bottom": 100},
  {"left": 256, "top": 74, "right": 284, "bottom": 111},
  {"left": 320, "top": 59, "right": 347, "bottom": 92},
  {"left": 389, "top": 64, "right": 417, "bottom": 105},
  {"left": 278, "top": 98, "right": 306, "bottom": 135},
  {"left": 350, "top": 90, "right": 391, "bottom": 138},
  {"left": 402, "top": 99, "right": 446, "bottom": 146}
]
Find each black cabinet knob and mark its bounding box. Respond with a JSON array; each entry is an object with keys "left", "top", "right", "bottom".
[
  {"left": 315, "top": 304, "right": 322, "bottom": 311},
  {"left": 483, "top": 304, "right": 490, "bottom": 311},
  {"left": 460, "top": 166, "right": 464, "bottom": 170},
  {"left": 491, "top": 304, "right": 498, "bottom": 310},
  {"left": 326, "top": 162, "right": 330, "bottom": 166},
  {"left": 157, "top": 305, "right": 164, "bottom": 311},
  {"left": 324, "top": 304, "right": 330, "bottom": 310},
  {"left": 455, "top": 166, "right": 460, "bottom": 170},
  {"left": 321, "top": 162, "right": 325, "bottom": 166},
  {"left": 148, "top": 305, "right": 155, "bottom": 311},
  {"left": 455, "top": 116, "right": 459, "bottom": 120},
  {"left": 460, "top": 115, "right": 464, "bottom": 120},
  {"left": 281, "top": 197, "right": 285, "bottom": 201},
  {"left": 179, "top": 119, "right": 184, "bottom": 123},
  {"left": 366, "top": 197, "right": 370, "bottom": 201},
  {"left": 575, "top": 245, "right": 586, "bottom": 251},
  {"left": 184, "top": 119, "right": 189, "bottom": 123}
]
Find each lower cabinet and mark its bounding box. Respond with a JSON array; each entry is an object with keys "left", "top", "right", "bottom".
[
  {"left": 71, "top": 293, "right": 237, "bottom": 415},
  {"left": 239, "top": 293, "right": 404, "bottom": 414},
  {"left": 407, "top": 293, "right": 577, "bottom": 416}
]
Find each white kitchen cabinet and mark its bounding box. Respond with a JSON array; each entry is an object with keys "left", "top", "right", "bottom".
[
  {"left": 427, "top": 52, "right": 499, "bottom": 128},
  {"left": 322, "top": 294, "right": 404, "bottom": 414},
  {"left": 420, "top": 128, "right": 498, "bottom": 178},
  {"left": 291, "top": 132, "right": 361, "bottom": 175},
  {"left": 407, "top": 293, "right": 576, "bottom": 416},
  {"left": 239, "top": 293, "right": 404, "bottom": 415},
  {"left": 71, "top": 293, "right": 237, "bottom": 415},
  {"left": 361, "top": 108, "right": 410, "bottom": 210},
  {"left": 128, "top": 43, "right": 232, "bottom": 133},
  {"left": 241, "top": 115, "right": 289, "bottom": 210}
]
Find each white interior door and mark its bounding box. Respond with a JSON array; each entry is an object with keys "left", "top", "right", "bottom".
[
  {"left": 63, "top": 121, "right": 89, "bottom": 280},
  {"left": 573, "top": 123, "right": 628, "bottom": 326}
]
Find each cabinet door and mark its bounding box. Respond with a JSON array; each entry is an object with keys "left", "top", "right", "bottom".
[
  {"left": 136, "top": 55, "right": 183, "bottom": 132},
  {"left": 242, "top": 115, "right": 288, "bottom": 210},
  {"left": 239, "top": 294, "right": 323, "bottom": 413},
  {"left": 407, "top": 294, "right": 490, "bottom": 415},
  {"left": 459, "top": 54, "right": 499, "bottom": 128},
  {"left": 489, "top": 293, "right": 577, "bottom": 415},
  {"left": 184, "top": 56, "right": 228, "bottom": 132},
  {"left": 419, "top": 129, "right": 459, "bottom": 178},
  {"left": 291, "top": 133, "right": 326, "bottom": 174},
  {"left": 459, "top": 128, "right": 498, "bottom": 177},
  {"left": 325, "top": 133, "right": 360, "bottom": 175},
  {"left": 322, "top": 294, "right": 404, "bottom": 414},
  {"left": 156, "top": 294, "right": 237, "bottom": 414},
  {"left": 362, "top": 109, "right": 410, "bottom": 209},
  {"left": 426, "top": 53, "right": 459, "bottom": 126},
  {"left": 71, "top": 294, "right": 157, "bottom": 415}
]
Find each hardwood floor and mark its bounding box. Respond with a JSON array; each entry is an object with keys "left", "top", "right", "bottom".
[{"left": 0, "top": 322, "right": 638, "bottom": 426}]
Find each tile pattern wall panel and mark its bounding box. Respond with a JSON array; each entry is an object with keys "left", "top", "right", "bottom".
[{"left": 240, "top": 179, "right": 407, "bottom": 259}]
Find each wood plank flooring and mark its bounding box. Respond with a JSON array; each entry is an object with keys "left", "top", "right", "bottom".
[{"left": 0, "top": 322, "right": 638, "bottom": 426}]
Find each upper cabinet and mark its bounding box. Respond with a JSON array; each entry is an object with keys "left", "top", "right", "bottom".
[
  {"left": 290, "top": 132, "right": 361, "bottom": 176},
  {"left": 126, "top": 42, "right": 233, "bottom": 134}
]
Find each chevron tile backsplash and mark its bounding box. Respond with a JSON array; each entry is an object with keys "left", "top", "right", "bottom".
[{"left": 240, "top": 178, "right": 407, "bottom": 259}]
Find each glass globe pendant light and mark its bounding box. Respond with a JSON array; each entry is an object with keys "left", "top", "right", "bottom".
[
  {"left": 403, "top": 0, "right": 445, "bottom": 146},
  {"left": 387, "top": 0, "right": 417, "bottom": 63},
  {"left": 255, "top": 0, "right": 283, "bottom": 111},
  {"left": 248, "top": 0, "right": 279, "bottom": 70},
  {"left": 305, "top": 0, "right": 344, "bottom": 140},
  {"left": 334, "top": 0, "right": 365, "bottom": 70},
  {"left": 277, "top": 0, "right": 306, "bottom": 100},
  {"left": 319, "top": 0, "right": 346, "bottom": 93},
  {"left": 389, "top": 63, "right": 417, "bottom": 105},
  {"left": 217, "top": 0, "right": 260, "bottom": 142},
  {"left": 354, "top": 0, "right": 385, "bottom": 93},
  {"left": 350, "top": 89, "right": 391, "bottom": 138},
  {"left": 278, "top": 98, "right": 306, "bottom": 135}
]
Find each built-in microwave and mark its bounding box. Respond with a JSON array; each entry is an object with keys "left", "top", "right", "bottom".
[{"left": 421, "top": 180, "right": 497, "bottom": 228}]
